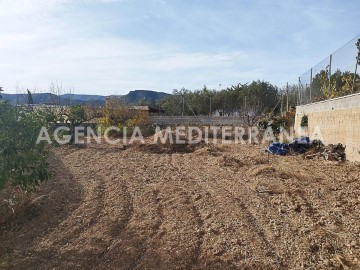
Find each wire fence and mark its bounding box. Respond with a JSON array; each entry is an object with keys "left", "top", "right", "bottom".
[{"left": 298, "top": 34, "right": 360, "bottom": 105}]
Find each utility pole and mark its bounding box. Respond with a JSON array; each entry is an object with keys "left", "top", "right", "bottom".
[
  {"left": 182, "top": 97, "right": 185, "bottom": 116},
  {"left": 209, "top": 96, "right": 212, "bottom": 116},
  {"left": 328, "top": 54, "right": 332, "bottom": 95},
  {"left": 286, "top": 82, "right": 289, "bottom": 111},
  {"left": 310, "top": 68, "right": 313, "bottom": 103}
]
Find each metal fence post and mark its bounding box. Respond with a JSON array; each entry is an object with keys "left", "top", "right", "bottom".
[
  {"left": 310, "top": 68, "right": 313, "bottom": 103},
  {"left": 298, "top": 77, "right": 301, "bottom": 105},
  {"left": 328, "top": 54, "right": 332, "bottom": 95},
  {"left": 286, "top": 82, "right": 289, "bottom": 111},
  {"left": 352, "top": 63, "right": 358, "bottom": 94}
]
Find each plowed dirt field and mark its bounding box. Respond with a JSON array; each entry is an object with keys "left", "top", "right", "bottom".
[{"left": 1, "top": 142, "right": 360, "bottom": 269}]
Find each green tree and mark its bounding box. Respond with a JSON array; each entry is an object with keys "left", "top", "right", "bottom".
[
  {"left": 0, "top": 102, "right": 51, "bottom": 190},
  {"left": 64, "top": 105, "right": 87, "bottom": 143},
  {"left": 312, "top": 69, "right": 360, "bottom": 100},
  {"left": 27, "top": 89, "right": 34, "bottom": 105},
  {"left": 311, "top": 70, "right": 328, "bottom": 100},
  {"left": 161, "top": 81, "right": 279, "bottom": 116}
]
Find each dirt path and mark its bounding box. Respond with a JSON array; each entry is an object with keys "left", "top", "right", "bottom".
[{"left": 1, "top": 143, "right": 360, "bottom": 269}]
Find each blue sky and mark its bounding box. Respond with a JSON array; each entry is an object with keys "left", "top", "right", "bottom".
[{"left": 0, "top": 0, "right": 359, "bottom": 95}]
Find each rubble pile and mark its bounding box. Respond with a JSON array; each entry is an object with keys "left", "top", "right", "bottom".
[
  {"left": 305, "top": 141, "right": 346, "bottom": 161},
  {"left": 267, "top": 137, "right": 347, "bottom": 162}
]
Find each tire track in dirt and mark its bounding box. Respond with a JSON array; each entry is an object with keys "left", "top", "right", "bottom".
[
  {"left": 157, "top": 155, "right": 206, "bottom": 267},
  {"left": 234, "top": 198, "right": 283, "bottom": 264},
  {"left": 236, "top": 157, "right": 360, "bottom": 269},
  {"left": 215, "top": 162, "right": 316, "bottom": 268},
  {"left": 94, "top": 152, "right": 164, "bottom": 270},
  {"left": 172, "top": 153, "right": 283, "bottom": 269},
  {"left": 219, "top": 176, "right": 284, "bottom": 266},
  {"left": 31, "top": 149, "right": 108, "bottom": 269},
  {"left": 125, "top": 188, "right": 165, "bottom": 270},
  {"left": 218, "top": 156, "right": 346, "bottom": 268},
  {"left": 73, "top": 150, "right": 135, "bottom": 269},
  {"left": 245, "top": 178, "right": 305, "bottom": 267},
  {"left": 0, "top": 152, "right": 83, "bottom": 270},
  {"left": 32, "top": 148, "right": 135, "bottom": 269},
  {"left": 167, "top": 155, "right": 206, "bottom": 268},
  {"left": 117, "top": 153, "right": 205, "bottom": 270},
  {"left": 205, "top": 190, "right": 279, "bottom": 267},
  {"left": 271, "top": 173, "right": 351, "bottom": 268},
  {"left": 34, "top": 150, "right": 104, "bottom": 238},
  {"left": 168, "top": 155, "right": 243, "bottom": 267},
  {"left": 188, "top": 196, "right": 205, "bottom": 267}
]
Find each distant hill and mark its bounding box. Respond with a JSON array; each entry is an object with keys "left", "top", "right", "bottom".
[
  {"left": 122, "top": 90, "right": 171, "bottom": 103},
  {"left": 1, "top": 90, "right": 171, "bottom": 106},
  {"left": 2, "top": 93, "right": 63, "bottom": 105},
  {"left": 61, "top": 94, "right": 106, "bottom": 102},
  {"left": 60, "top": 94, "right": 107, "bottom": 106}
]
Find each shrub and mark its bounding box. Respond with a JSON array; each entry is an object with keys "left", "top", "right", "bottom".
[
  {"left": 64, "top": 105, "right": 87, "bottom": 143},
  {"left": 0, "top": 102, "right": 51, "bottom": 191},
  {"left": 258, "top": 115, "right": 289, "bottom": 135},
  {"left": 98, "top": 97, "right": 149, "bottom": 135},
  {"left": 300, "top": 115, "right": 308, "bottom": 127}
]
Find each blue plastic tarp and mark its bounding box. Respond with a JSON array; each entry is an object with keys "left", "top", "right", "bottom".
[
  {"left": 267, "top": 142, "right": 290, "bottom": 156},
  {"left": 267, "top": 137, "right": 311, "bottom": 156}
]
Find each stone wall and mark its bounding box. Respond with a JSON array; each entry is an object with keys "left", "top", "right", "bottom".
[{"left": 295, "top": 93, "right": 360, "bottom": 162}]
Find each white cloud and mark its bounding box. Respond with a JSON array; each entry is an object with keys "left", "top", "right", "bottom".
[
  {"left": 0, "top": 0, "right": 260, "bottom": 94},
  {"left": 0, "top": 0, "right": 67, "bottom": 21},
  {"left": 1, "top": 0, "right": 358, "bottom": 94},
  {"left": 0, "top": 30, "right": 256, "bottom": 93}
]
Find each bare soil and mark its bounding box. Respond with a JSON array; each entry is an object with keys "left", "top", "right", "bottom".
[{"left": 1, "top": 141, "right": 360, "bottom": 269}]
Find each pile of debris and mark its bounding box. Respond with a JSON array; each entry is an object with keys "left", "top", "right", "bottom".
[
  {"left": 267, "top": 137, "right": 346, "bottom": 162},
  {"left": 305, "top": 142, "right": 346, "bottom": 161}
]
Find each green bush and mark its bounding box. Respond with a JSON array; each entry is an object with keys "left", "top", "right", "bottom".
[
  {"left": 300, "top": 115, "right": 308, "bottom": 127},
  {"left": 0, "top": 102, "right": 51, "bottom": 191},
  {"left": 258, "top": 115, "right": 288, "bottom": 135},
  {"left": 58, "top": 105, "right": 88, "bottom": 143}
]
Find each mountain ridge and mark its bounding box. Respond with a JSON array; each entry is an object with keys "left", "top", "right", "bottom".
[{"left": 1, "top": 90, "right": 171, "bottom": 105}]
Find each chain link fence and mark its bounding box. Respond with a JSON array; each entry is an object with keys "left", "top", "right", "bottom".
[{"left": 298, "top": 34, "right": 360, "bottom": 105}]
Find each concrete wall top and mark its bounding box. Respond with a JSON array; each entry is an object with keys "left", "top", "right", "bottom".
[
  {"left": 296, "top": 92, "right": 360, "bottom": 114},
  {"left": 149, "top": 116, "right": 244, "bottom": 126}
]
